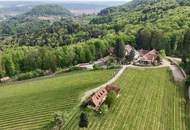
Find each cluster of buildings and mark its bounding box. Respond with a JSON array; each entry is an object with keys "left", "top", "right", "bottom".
[{"left": 125, "top": 45, "right": 158, "bottom": 65}]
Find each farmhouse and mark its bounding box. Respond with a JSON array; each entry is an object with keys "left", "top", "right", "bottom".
[
  {"left": 90, "top": 84, "right": 120, "bottom": 109},
  {"left": 135, "top": 49, "right": 158, "bottom": 65}
]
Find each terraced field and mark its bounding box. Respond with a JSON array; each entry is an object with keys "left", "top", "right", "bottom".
[
  {"left": 65, "top": 68, "right": 190, "bottom": 130},
  {"left": 0, "top": 70, "right": 114, "bottom": 130}
]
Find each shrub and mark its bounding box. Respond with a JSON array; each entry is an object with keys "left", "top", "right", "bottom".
[
  {"left": 68, "top": 66, "right": 86, "bottom": 72},
  {"left": 105, "top": 91, "right": 117, "bottom": 107},
  {"left": 93, "top": 64, "right": 104, "bottom": 70},
  {"left": 0, "top": 71, "right": 5, "bottom": 78},
  {"left": 158, "top": 50, "right": 166, "bottom": 62},
  {"left": 107, "top": 63, "right": 121, "bottom": 69},
  {"left": 79, "top": 112, "right": 88, "bottom": 128},
  {"left": 84, "top": 105, "right": 94, "bottom": 113},
  {"left": 52, "top": 111, "right": 65, "bottom": 130},
  {"left": 97, "top": 104, "right": 109, "bottom": 115},
  {"left": 17, "top": 69, "right": 44, "bottom": 80}
]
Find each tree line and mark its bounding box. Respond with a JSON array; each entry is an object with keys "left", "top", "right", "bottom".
[{"left": 0, "top": 33, "right": 129, "bottom": 77}]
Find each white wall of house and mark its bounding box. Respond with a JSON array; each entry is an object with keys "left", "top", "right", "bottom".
[{"left": 134, "top": 50, "right": 139, "bottom": 60}]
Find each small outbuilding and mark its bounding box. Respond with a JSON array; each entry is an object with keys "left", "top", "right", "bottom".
[
  {"left": 90, "top": 84, "right": 120, "bottom": 110},
  {"left": 0, "top": 77, "right": 11, "bottom": 83},
  {"left": 90, "top": 88, "right": 108, "bottom": 109}
]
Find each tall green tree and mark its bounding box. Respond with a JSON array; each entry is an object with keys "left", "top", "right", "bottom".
[
  {"left": 115, "top": 38, "right": 126, "bottom": 62},
  {"left": 79, "top": 112, "right": 88, "bottom": 128},
  {"left": 2, "top": 53, "right": 16, "bottom": 76},
  {"left": 182, "top": 29, "right": 190, "bottom": 63}
]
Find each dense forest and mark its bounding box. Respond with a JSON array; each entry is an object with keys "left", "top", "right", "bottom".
[{"left": 0, "top": 0, "right": 190, "bottom": 79}]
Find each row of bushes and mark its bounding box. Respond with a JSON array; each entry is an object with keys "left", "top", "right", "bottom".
[{"left": 16, "top": 69, "right": 45, "bottom": 80}]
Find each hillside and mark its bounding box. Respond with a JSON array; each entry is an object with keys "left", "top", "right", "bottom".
[
  {"left": 88, "top": 0, "right": 190, "bottom": 56},
  {"left": 0, "top": 0, "right": 189, "bottom": 56},
  {"left": 25, "top": 4, "right": 72, "bottom": 17},
  {"left": 0, "top": 4, "right": 73, "bottom": 36}
]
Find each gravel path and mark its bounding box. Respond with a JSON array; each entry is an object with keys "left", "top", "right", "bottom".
[
  {"left": 81, "top": 65, "right": 127, "bottom": 102},
  {"left": 127, "top": 59, "right": 170, "bottom": 69},
  {"left": 169, "top": 65, "right": 184, "bottom": 81}
]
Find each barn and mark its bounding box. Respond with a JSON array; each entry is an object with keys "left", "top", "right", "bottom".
[{"left": 90, "top": 84, "right": 120, "bottom": 109}]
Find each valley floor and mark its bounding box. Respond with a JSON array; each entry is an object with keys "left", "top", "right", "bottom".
[{"left": 64, "top": 68, "right": 190, "bottom": 130}]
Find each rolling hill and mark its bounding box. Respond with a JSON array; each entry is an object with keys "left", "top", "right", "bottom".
[
  {"left": 90, "top": 0, "right": 190, "bottom": 56},
  {"left": 25, "top": 4, "right": 73, "bottom": 17}
]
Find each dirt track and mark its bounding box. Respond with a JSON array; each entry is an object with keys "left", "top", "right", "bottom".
[
  {"left": 81, "top": 65, "right": 127, "bottom": 102},
  {"left": 169, "top": 65, "right": 184, "bottom": 81}
]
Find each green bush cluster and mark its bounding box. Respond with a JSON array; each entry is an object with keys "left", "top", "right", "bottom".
[
  {"left": 93, "top": 64, "right": 105, "bottom": 70},
  {"left": 107, "top": 63, "right": 121, "bottom": 69},
  {"left": 16, "top": 69, "right": 44, "bottom": 80},
  {"left": 68, "top": 66, "right": 86, "bottom": 72}
]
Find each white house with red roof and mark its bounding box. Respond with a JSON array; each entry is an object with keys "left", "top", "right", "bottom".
[{"left": 135, "top": 49, "right": 158, "bottom": 65}]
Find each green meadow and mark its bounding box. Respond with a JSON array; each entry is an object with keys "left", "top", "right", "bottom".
[
  {"left": 0, "top": 70, "right": 114, "bottom": 130},
  {"left": 65, "top": 68, "right": 190, "bottom": 130}
]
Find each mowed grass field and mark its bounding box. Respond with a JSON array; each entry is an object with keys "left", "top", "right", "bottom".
[
  {"left": 65, "top": 68, "right": 190, "bottom": 130},
  {"left": 0, "top": 70, "right": 115, "bottom": 130}
]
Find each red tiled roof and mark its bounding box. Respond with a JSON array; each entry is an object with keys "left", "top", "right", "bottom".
[
  {"left": 139, "top": 49, "right": 149, "bottom": 57},
  {"left": 142, "top": 49, "right": 157, "bottom": 61},
  {"left": 91, "top": 88, "right": 108, "bottom": 108}
]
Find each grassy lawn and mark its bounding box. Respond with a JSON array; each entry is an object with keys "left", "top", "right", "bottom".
[
  {"left": 65, "top": 68, "right": 190, "bottom": 130},
  {"left": 0, "top": 70, "right": 115, "bottom": 130}
]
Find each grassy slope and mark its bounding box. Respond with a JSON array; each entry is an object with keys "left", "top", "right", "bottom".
[
  {"left": 65, "top": 68, "right": 190, "bottom": 130},
  {"left": 0, "top": 70, "right": 114, "bottom": 130}
]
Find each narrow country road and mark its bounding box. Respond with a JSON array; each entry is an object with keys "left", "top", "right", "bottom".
[
  {"left": 169, "top": 65, "right": 184, "bottom": 81},
  {"left": 81, "top": 65, "right": 127, "bottom": 102}
]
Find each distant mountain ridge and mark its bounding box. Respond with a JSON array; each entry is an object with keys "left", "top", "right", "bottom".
[{"left": 25, "top": 4, "right": 73, "bottom": 17}]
